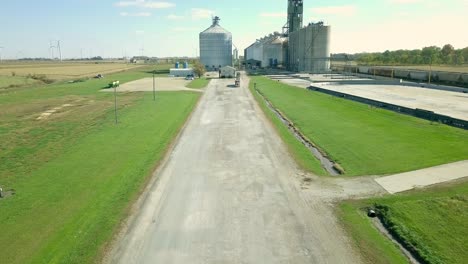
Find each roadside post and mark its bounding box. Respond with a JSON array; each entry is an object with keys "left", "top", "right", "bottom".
[{"left": 114, "top": 81, "right": 118, "bottom": 124}]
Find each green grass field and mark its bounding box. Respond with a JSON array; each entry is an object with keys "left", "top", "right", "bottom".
[
  {"left": 249, "top": 76, "right": 468, "bottom": 176},
  {"left": 0, "top": 65, "right": 200, "bottom": 263},
  {"left": 186, "top": 77, "right": 210, "bottom": 89},
  {"left": 340, "top": 180, "right": 468, "bottom": 264}
]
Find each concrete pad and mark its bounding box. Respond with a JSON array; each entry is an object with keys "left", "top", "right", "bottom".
[
  {"left": 314, "top": 83, "right": 468, "bottom": 121},
  {"left": 375, "top": 160, "right": 468, "bottom": 194},
  {"left": 102, "top": 77, "right": 202, "bottom": 93}
]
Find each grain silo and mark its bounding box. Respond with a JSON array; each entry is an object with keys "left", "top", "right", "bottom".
[
  {"left": 199, "top": 16, "right": 233, "bottom": 71},
  {"left": 288, "top": 22, "right": 331, "bottom": 73}
]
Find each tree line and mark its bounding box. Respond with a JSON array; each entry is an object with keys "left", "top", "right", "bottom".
[{"left": 354, "top": 44, "right": 468, "bottom": 66}]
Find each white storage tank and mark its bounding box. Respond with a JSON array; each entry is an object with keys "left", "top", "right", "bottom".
[
  {"left": 288, "top": 22, "right": 331, "bottom": 73},
  {"left": 199, "top": 16, "right": 233, "bottom": 71}
]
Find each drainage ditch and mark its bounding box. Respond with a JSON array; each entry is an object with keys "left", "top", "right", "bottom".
[
  {"left": 254, "top": 87, "right": 342, "bottom": 176},
  {"left": 372, "top": 217, "right": 421, "bottom": 264}
]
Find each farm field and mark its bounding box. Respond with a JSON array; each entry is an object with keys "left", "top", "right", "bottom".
[
  {"left": 0, "top": 66, "right": 201, "bottom": 263},
  {"left": 339, "top": 179, "right": 468, "bottom": 264},
  {"left": 186, "top": 77, "right": 210, "bottom": 89},
  {"left": 0, "top": 61, "right": 143, "bottom": 81},
  {"left": 0, "top": 75, "right": 40, "bottom": 89},
  {"left": 249, "top": 76, "right": 468, "bottom": 176}
]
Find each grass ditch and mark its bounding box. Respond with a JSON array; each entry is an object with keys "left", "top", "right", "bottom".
[
  {"left": 248, "top": 79, "right": 326, "bottom": 176},
  {"left": 339, "top": 180, "right": 468, "bottom": 264},
  {"left": 249, "top": 75, "right": 468, "bottom": 176},
  {"left": 0, "top": 65, "right": 201, "bottom": 263}
]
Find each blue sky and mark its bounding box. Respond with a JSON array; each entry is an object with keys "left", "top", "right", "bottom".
[{"left": 0, "top": 0, "right": 467, "bottom": 59}]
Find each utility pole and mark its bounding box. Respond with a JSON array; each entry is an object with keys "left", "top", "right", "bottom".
[
  {"left": 49, "top": 41, "right": 56, "bottom": 60},
  {"left": 57, "top": 40, "right": 62, "bottom": 61},
  {"left": 153, "top": 71, "right": 156, "bottom": 101},
  {"left": 428, "top": 57, "right": 433, "bottom": 85}
]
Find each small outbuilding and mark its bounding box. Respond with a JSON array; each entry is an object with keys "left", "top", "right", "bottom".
[
  {"left": 170, "top": 68, "right": 194, "bottom": 77},
  {"left": 220, "top": 66, "right": 236, "bottom": 78}
]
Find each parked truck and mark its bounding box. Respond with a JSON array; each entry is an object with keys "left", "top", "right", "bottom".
[{"left": 235, "top": 72, "right": 241, "bottom": 87}]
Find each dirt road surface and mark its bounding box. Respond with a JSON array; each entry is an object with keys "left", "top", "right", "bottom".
[
  {"left": 102, "top": 77, "right": 202, "bottom": 93},
  {"left": 108, "top": 74, "right": 376, "bottom": 264}
]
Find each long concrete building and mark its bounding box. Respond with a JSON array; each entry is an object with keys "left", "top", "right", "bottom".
[
  {"left": 244, "top": 33, "right": 287, "bottom": 68},
  {"left": 244, "top": 0, "right": 331, "bottom": 73}
]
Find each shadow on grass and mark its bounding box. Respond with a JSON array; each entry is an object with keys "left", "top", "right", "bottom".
[{"left": 145, "top": 70, "right": 170, "bottom": 75}]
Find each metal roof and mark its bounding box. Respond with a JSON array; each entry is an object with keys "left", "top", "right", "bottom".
[{"left": 201, "top": 24, "right": 231, "bottom": 35}]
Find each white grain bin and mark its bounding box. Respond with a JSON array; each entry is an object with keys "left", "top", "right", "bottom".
[{"left": 199, "top": 16, "right": 233, "bottom": 71}]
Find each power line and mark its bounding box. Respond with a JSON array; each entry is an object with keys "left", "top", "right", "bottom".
[{"left": 0, "top": 47, "right": 4, "bottom": 62}]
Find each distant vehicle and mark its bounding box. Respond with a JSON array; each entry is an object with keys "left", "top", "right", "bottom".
[
  {"left": 185, "top": 74, "right": 195, "bottom": 80},
  {"left": 94, "top": 74, "right": 104, "bottom": 79},
  {"left": 235, "top": 72, "right": 241, "bottom": 87}
]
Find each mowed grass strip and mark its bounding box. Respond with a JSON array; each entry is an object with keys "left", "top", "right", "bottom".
[
  {"left": 186, "top": 77, "right": 210, "bottom": 89},
  {"left": 250, "top": 76, "right": 468, "bottom": 176},
  {"left": 0, "top": 91, "right": 200, "bottom": 264},
  {"left": 249, "top": 80, "right": 326, "bottom": 175},
  {"left": 340, "top": 180, "right": 468, "bottom": 264}
]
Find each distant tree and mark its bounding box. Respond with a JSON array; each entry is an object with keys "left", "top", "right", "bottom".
[
  {"left": 352, "top": 45, "right": 467, "bottom": 66},
  {"left": 193, "top": 61, "right": 206, "bottom": 78},
  {"left": 456, "top": 54, "right": 465, "bottom": 65},
  {"left": 461, "top": 47, "right": 468, "bottom": 63},
  {"left": 421, "top": 46, "right": 441, "bottom": 64},
  {"left": 441, "top": 44, "right": 455, "bottom": 64}
]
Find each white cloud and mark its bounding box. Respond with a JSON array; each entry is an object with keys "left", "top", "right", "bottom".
[
  {"left": 173, "top": 27, "right": 198, "bottom": 32},
  {"left": 115, "top": 1, "right": 140, "bottom": 7},
  {"left": 167, "top": 14, "right": 184, "bottom": 20},
  {"left": 191, "top": 8, "right": 214, "bottom": 20},
  {"left": 144, "top": 2, "right": 175, "bottom": 8},
  {"left": 135, "top": 30, "right": 145, "bottom": 35},
  {"left": 120, "top": 12, "right": 152, "bottom": 17},
  {"left": 259, "top": 13, "right": 286, "bottom": 18},
  {"left": 311, "top": 5, "right": 357, "bottom": 16},
  {"left": 387, "top": 0, "right": 422, "bottom": 3},
  {"left": 115, "top": 1, "right": 175, "bottom": 9}
]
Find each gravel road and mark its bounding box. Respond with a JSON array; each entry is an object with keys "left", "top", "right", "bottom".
[{"left": 108, "top": 74, "right": 369, "bottom": 264}]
